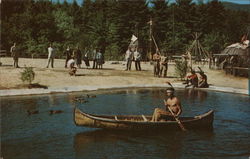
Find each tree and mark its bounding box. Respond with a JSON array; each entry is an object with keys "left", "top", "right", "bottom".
[
  {"left": 1, "top": 0, "right": 250, "bottom": 60},
  {"left": 203, "top": 31, "right": 229, "bottom": 55},
  {"left": 20, "top": 67, "right": 35, "bottom": 85}
]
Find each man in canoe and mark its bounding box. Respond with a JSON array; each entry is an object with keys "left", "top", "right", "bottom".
[{"left": 151, "top": 83, "right": 182, "bottom": 122}]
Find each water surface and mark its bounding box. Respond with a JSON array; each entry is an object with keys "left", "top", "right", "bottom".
[{"left": 1, "top": 88, "right": 250, "bottom": 159}]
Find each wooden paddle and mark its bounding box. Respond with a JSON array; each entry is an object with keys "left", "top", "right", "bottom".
[{"left": 166, "top": 103, "right": 187, "bottom": 131}]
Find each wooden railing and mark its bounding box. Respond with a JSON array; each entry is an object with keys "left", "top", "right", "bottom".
[{"left": 225, "top": 66, "right": 249, "bottom": 76}]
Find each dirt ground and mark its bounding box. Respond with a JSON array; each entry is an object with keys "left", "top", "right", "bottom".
[{"left": 0, "top": 57, "right": 248, "bottom": 90}]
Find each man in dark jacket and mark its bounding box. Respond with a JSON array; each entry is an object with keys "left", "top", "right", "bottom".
[
  {"left": 10, "top": 43, "right": 19, "bottom": 68},
  {"left": 64, "top": 46, "right": 72, "bottom": 68}
]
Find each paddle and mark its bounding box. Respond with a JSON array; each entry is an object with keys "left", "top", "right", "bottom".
[
  {"left": 164, "top": 100, "right": 187, "bottom": 131},
  {"left": 164, "top": 81, "right": 187, "bottom": 131}
]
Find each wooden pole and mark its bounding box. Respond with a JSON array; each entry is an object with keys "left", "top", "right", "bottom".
[
  {"left": 152, "top": 35, "right": 161, "bottom": 56},
  {"left": 149, "top": 17, "right": 152, "bottom": 60},
  {"left": 172, "top": 7, "right": 175, "bottom": 55}
]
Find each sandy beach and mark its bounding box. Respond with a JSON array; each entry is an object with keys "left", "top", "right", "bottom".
[{"left": 0, "top": 57, "right": 248, "bottom": 95}]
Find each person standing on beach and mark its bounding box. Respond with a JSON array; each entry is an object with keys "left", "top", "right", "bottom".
[
  {"left": 74, "top": 46, "right": 82, "bottom": 68},
  {"left": 46, "top": 43, "right": 55, "bottom": 68},
  {"left": 83, "top": 51, "right": 90, "bottom": 69},
  {"left": 134, "top": 48, "right": 141, "bottom": 71},
  {"left": 152, "top": 50, "right": 161, "bottom": 77},
  {"left": 125, "top": 47, "right": 133, "bottom": 71},
  {"left": 96, "top": 50, "right": 104, "bottom": 69},
  {"left": 159, "top": 55, "right": 168, "bottom": 78},
  {"left": 10, "top": 42, "right": 19, "bottom": 68},
  {"left": 64, "top": 46, "right": 72, "bottom": 68},
  {"left": 92, "top": 48, "right": 98, "bottom": 69}
]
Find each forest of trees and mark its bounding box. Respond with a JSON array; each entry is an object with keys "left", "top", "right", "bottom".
[{"left": 1, "top": 0, "right": 250, "bottom": 60}]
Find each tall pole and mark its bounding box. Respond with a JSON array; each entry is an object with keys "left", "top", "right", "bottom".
[
  {"left": 172, "top": 6, "right": 175, "bottom": 55},
  {"left": 149, "top": 17, "right": 152, "bottom": 60}
]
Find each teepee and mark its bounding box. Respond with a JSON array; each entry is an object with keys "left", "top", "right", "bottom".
[{"left": 187, "top": 32, "right": 210, "bottom": 61}]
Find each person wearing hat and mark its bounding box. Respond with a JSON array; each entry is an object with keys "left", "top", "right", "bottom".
[{"left": 151, "top": 83, "right": 182, "bottom": 122}]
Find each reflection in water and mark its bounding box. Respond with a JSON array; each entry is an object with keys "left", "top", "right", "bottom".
[
  {"left": 1, "top": 88, "right": 250, "bottom": 159},
  {"left": 148, "top": 89, "right": 208, "bottom": 104},
  {"left": 183, "top": 89, "right": 208, "bottom": 102},
  {"left": 74, "top": 129, "right": 191, "bottom": 159}
]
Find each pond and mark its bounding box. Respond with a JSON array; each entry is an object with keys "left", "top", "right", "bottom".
[{"left": 1, "top": 88, "right": 250, "bottom": 159}]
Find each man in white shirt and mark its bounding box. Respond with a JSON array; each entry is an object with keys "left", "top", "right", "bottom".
[
  {"left": 133, "top": 48, "right": 141, "bottom": 71},
  {"left": 125, "top": 47, "right": 133, "bottom": 71},
  {"left": 92, "top": 48, "right": 98, "bottom": 69},
  {"left": 46, "top": 44, "right": 54, "bottom": 68}
]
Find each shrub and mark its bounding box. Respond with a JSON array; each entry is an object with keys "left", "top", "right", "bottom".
[
  {"left": 20, "top": 67, "right": 35, "bottom": 85},
  {"left": 175, "top": 60, "right": 187, "bottom": 80}
]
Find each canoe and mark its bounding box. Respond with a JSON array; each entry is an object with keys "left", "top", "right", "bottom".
[{"left": 74, "top": 108, "right": 214, "bottom": 131}]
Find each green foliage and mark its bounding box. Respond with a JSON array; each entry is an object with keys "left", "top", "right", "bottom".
[
  {"left": 1, "top": 0, "right": 250, "bottom": 60},
  {"left": 20, "top": 67, "right": 35, "bottom": 85},
  {"left": 203, "top": 32, "right": 229, "bottom": 55},
  {"left": 175, "top": 60, "right": 187, "bottom": 80}
]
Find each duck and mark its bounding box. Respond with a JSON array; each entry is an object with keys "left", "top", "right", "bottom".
[
  {"left": 49, "top": 110, "right": 63, "bottom": 115},
  {"left": 86, "top": 94, "right": 96, "bottom": 98},
  {"left": 27, "top": 110, "right": 39, "bottom": 115},
  {"left": 80, "top": 100, "right": 89, "bottom": 103},
  {"left": 74, "top": 97, "right": 83, "bottom": 101}
]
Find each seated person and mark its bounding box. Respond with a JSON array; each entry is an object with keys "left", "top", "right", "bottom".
[
  {"left": 67, "top": 59, "right": 77, "bottom": 76},
  {"left": 198, "top": 71, "right": 209, "bottom": 88},
  {"left": 151, "top": 87, "right": 182, "bottom": 122},
  {"left": 185, "top": 70, "right": 198, "bottom": 88}
]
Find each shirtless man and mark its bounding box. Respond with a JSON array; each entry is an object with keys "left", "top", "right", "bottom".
[
  {"left": 151, "top": 85, "right": 182, "bottom": 122},
  {"left": 152, "top": 50, "right": 161, "bottom": 77}
]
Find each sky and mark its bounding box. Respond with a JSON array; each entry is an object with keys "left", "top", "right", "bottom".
[
  {"left": 169, "top": 0, "right": 250, "bottom": 4},
  {"left": 58, "top": 0, "right": 250, "bottom": 5}
]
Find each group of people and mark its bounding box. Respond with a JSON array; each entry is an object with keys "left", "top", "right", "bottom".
[
  {"left": 92, "top": 48, "right": 105, "bottom": 69},
  {"left": 152, "top": 50, "right": 168, "bottom": 78},
  {"left": 184, "top": 67, "right": 209, "bottom": 88},
  {"left": 151, "top": 71, "right": 208, "bottom": 122},
  {"left": 9, "top": 43, "right": 208, "bottom": 88},
  {"left": 45, "top": 44, "right": 104, "bottom": 76},
  {"left": 63, "top": 45, "right": 90, "bottom": 71},
  {"left": 125, "top": 47, "right": 142, "bottom": 71}
]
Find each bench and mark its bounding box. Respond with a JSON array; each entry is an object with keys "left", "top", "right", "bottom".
[
  {"left": 0, "top": 50, "right": 7, "bottom": 65},
  {"left": 0, "top": 50, "right": 7, "bottom": 57}
]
